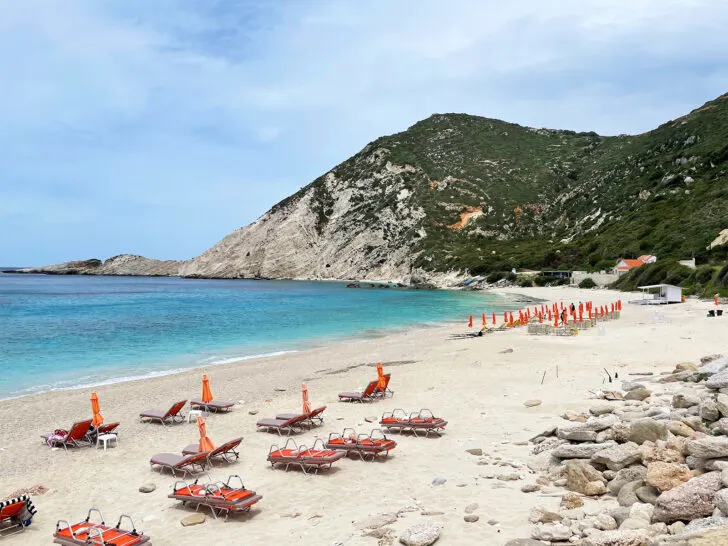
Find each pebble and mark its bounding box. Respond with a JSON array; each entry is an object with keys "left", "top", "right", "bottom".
[
  {"left": 431, "top": 477, "right": 447, "bottom": 486},
  {"left": 464, "top": 514, "right": 479, "bottom": 523},
  {"left": 181, "top": 513, "right": 205, "bottom": 526},
  {"left": 466, "top": 448, "right": 483, "bottom": 456},
  {"left": 420, "top": 511, "right": 444, "bottom": 516},
  {"left": 497, "top": 473, "right": 522, "bottom": 481},
  {"left": 274, "top": 387, "right": 286, "bottom": 391},
  {"left": 138, "top": 483, "right": 156, "bottom": 493},
  {"left": 487, "top": 519, "right": 499, "bottom": 526},
  {"left": 248, "top": 410, "right": 259, "bottom": 415},
  {"left": 521, "top": 483, "right": 540, "bottom": 493},
  {"left": 464, "top": 503, "right": 479, "bottom": 513},
  {"left": 524, "top": 400, "right": 542, "bottom": 408},
  {"left": 399, "top": 521, "right": 442, "bottom": 546},
  {"left": 364, "top": 416, "right": 377, "bottom": 422}
]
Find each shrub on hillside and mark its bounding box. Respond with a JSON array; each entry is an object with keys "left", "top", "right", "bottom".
[
  {"left": 579, "top": 277, "right": 597, "bottom": 289},
  {"left": 534, "top": 275, "right": 551, "bottom": 287},
  {"left": 517, "top": 276, "right": 533, "bottom": 287}
]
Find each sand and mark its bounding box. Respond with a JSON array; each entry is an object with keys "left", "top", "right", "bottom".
[{"left": 0, "top": 286, "right": 722, "bottom": 545}]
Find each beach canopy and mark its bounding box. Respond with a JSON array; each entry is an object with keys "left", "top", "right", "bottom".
[
  {"left": 376, "top": 363, "right": 386, "bottom": 391},
  {"left": 197, "top": 416, "right": 215, "bottom": 452},
  {"left": 468, "top": 315, "right": 473, "bottom": 328},
  {"left": 302, "top": 382, "right": 312, "bottom": 414},
  {"left": 202, "top": 375, "right": 214, "bottom": 403},
  {"left": 91, "top": 392, "right": 104, "bottom": 427}
]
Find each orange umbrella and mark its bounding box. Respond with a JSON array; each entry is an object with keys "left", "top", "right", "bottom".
[
  {"left": 302, "top": 383, "right": 312, "bottom": 414},
  {"left": 376, "top": 363, "right": 386, "bottom": 391},
  {"left": 468, "top": 314, "right": 473, "bottom": 328},
  {"left": 202, "top": 375, "right": 214, "bottom": 404},
  {"left": 91, "top": 392, "right": 103, "bottom": 427},
  {"left": 197, "top": 416, "right": 215, "bottom": 452}
]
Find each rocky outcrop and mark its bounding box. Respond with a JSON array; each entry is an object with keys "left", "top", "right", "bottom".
[{"left": 11, "top": 255, "right": 182, "bottom": 277}]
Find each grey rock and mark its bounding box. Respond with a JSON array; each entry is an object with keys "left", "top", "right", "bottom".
[
  {"left": 673, "top": 393, "right": 700, "bottom": 409},
  {"left": 592, "top": 442, "right": 643, "bottom": 471},
  {"left": 464, "top": 502, "right": 478, "bottom": 514},
  {"left": 710, "top": 418, "right": 728, "bottom": 436},
  {"left": 652, "top": 471, "right": 723, "bottom": 523},
  {"left": 717, "top": 393, "right": 728, "bottom": 417},
  {"left": 608, "top": 466, "right": 648, "bottom": 496},
  {"left": 529, "top": 507, "right": 563, "bottom": 523},
  {"left": 682, "top": 515, "right": 728, "bottom": 533},
  {"left": 628, "top": 419, "right": 668, "bottom": 445},
  {"left": 707, "top": 369, "right": 728, "bottom": 390},
  {"left": 722, "top": 467, "right": 728, "bottom": 487},
  {"left": 559, "top": 429, "right": 599, "bottom": 442},
  {"left": 531, "top": 522, "right": 572, "bottom": 541},
  {"left": 359, "top": 513, "right": 398, "bottom": 529},
  {"left": 465, "top": 448, "right": 483, "bottom": 456},
  {"left": 524, "top": 399, "right": 542, "bottom": 407},
  {"left": 504, "top": 540, "right": 547, "bottom": 546},
  {"left": 667, "top": 521, "right": 685, "bottom": 535},
  {"left": 555, "top": 442, "right": 616, "bottom": 459},
  {"left": 701, "top": 353, "right": 724, "bottom": 364},
  {"left": 687, "top": 437, "right": 728, "bottom": 459},
  {"left": 625, "top": 388, "right": 652, "bottom": 402},
  {"left": 686, "top": 455, "right": 709, "bottom": 470},
  {"left": 713, "top": 488, "right": 728, "bottom": 514},
  {"left": 248, "top": 410, "right": 259, "bottom": 415},
  {"left": 619, "top": 518, "right": 650, "bottom": 530},
  {"left": 521, "top": 483, "right": 540, "bottom": 493},
  {"left": 608, "top": 507, "right": 631, "bottom": 527},
  {"left": 635, "top": 486, "right": 660, "bottom": 505},
  {"left": 138, "top": 483, "right": 156, "bottom": 493},
  {"left": 622, "top": 382, "right": 645, "bottom": 392},
  {"left": 364, "top": 416, "right": 377, "bottom": 423},
  {"left": 463, "top": 514, "right": 479, "bottom": 523},
  {"left": 629, "top": 502, "right": 654, "bottom": 522},
  {"left": 597, "top": 429, "right": 616, "bottom": 444},
  {"left": 497, "top": 472, "right": 522, "bottom": 481},
  {"left": 486, "top": 519, "right": 498, "bottom": 526},
  {"left": 181, "top": 513, "right": 206, "bottom": 526},
  {"left": 581, "top": 529, "right": 650, "bottom": 546},
  {"left": 667, "top": 421, "right": 694, "bottom": 438},
  {"left": 594, "top": 514, "right": 619, "bottom": 531},
  {"left": 566, "top": 460, "right": 608, "bottom": 496},
  {"left": 700, "top": 401, "right": 721, "bottom": 422},
  {"left": 431, "top": 477, "right": 447, "bottom": 486},
  {"left": 561, "top": 492, "right": 585, "bottom": 509},
  {"left": 681, "top": 415, "right": 705, "bottom": 431},
  {"left": 591, "top": 404, "right": 617, "bottom": 416},
  {"left": 618, "top": 480, "right": 643, "bottom": 507},
  {"left": 701, "top": 356, "right": 728, "bottom": 374},
  {"left": 604, "top": 470, "right": 617, "bottom": 481},
  {"left": 398, "top": 521, "right": 442, "bottom": 546}
]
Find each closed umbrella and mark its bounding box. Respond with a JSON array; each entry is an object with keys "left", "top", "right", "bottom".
[
  {"left": 302, "top": 383, "right": 312, "bottom": 414},
  {"left": 91, "top": 392, "right": 103, "bottom": 427},
  {"left": 197, "top": 416, "right": 215, "bottom": 452},
  {"left": 202, "top": 375, "right": 214, "bottom": 404}
]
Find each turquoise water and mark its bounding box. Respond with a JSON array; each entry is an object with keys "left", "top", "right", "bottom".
[{"left": 0, "top": 275, "right": 510, "bottom": 399}]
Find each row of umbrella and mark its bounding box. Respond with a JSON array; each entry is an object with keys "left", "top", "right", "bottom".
[{"left": 467, "top": 300, "right": 623, "bottom": 328}]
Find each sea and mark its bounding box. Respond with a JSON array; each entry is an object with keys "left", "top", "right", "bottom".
[{"left": 0, "top": 274, "right": 512, "bottom": 400}]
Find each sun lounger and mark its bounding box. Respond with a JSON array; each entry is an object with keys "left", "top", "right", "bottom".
[
  {"left": 275, "top": 406, "right": 327, "bottom": 427},
  {"left": 53, "top": 509, "right": 150, "bottom": 546},
  {"left": 169, "top": 474, "right": 262, "bottom": 519},
  {"left": 85, "top": 422, "right": 120, "bottom": 443},
  {"left": 255, "top": 413, "right": 308, "bottom": 436},
  {"left": 267, "top": 438, "right": 345, "bottom": 473},
  {"left": 325, "top": 428, "right": 396, "bottom": 460},
  {"left": 150, "top": 451, "right": 210, "bottom": 477},
  {"left": 41, "top": 419, "right": 93, "bottom": 450},
  {"left": 139, "top": 400, "right": 186, "bottom": 425},
  {"left": 372, "top": 374, "right": 393, "bottom": 398},
  {"left": 0, "top": 495, "right": 36, "bottom": 536},
  {"left": 182, "top": 437, "right": 242, "bottom": 466},
  {"left": 338, "top": 380, "right": 379, "bottom": 403},
  {"left": 190, "top": 398, "right": 235, "bottom": 412},
  {"left": 379, "top": 409, "right": 447, "bottom": 436}
]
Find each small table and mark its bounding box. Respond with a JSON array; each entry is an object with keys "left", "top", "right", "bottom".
[
  {"left": 187, "top": 410, "right": 203, "bottom": 423},
  {"left": 96, "top": 433, "right": 118, "bottom": 451}
]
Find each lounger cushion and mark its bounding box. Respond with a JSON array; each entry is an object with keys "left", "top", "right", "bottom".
[
  {"left": 256, "top": 418, "right": 291, "bottom": 428},
  {"left": 140, "top": 409, "right": 167, "bottom": 419},
  {"left": 190, "top": 398, "right": 234, "bottom": 409},
  {"left": 150, "top": 452, "right": 185, "bottom": 467}
]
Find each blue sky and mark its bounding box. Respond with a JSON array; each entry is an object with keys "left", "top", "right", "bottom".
[{"left": 1, "top": 0, "right": 727, "bottom": 266}]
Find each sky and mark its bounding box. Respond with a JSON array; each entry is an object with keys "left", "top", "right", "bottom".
[{"left": 1, "top": 0, "right": 728, "bottom": 266}]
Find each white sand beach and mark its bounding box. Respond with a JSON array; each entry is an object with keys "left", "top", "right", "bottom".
[{"left": 0, "top": 286, "right": 721, "bottom": 545}]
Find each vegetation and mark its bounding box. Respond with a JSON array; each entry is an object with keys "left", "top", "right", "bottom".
[
  {"left": 612, "top": 260, "right": 728, "bottom": 298},
  {"left": 579, "top": 277, "right": 597, "bottom": 289},
  {"left": 517, "top": 276, "right": 534, "bottom": 287}
]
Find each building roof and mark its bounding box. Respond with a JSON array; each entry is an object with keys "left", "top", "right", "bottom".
[
  {"left": 616, "top": 259, "right": 645, "bottom": 270},
  {"left": 638, "top": 255, "right": 656, "bottom": 263},
  {"left": 638, "top": 284, "right": 680, "bottom": 290}
]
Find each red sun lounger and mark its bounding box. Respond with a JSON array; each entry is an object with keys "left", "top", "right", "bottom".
[
  {"left": 0, "top": 495, "right": 36, "bottom": 536},
  {"left": 168, "top": 474, "right": 262, "bottom": 519},
  {"left": 267, "top": 438, "right": 345, "bottom": 474},
  {"left": 150, "top": 451, "right": 210, "bottom": 477},
  {"left": 275, "top": 406, "right": 327, "bottom": 428},
  {"left": 182, "top": 437, "right": 242, "bottom": 466},
  {"left": 256, "top": 413, "right": 308, "bottom": 436},
  {"left": 380, "top": 409, "right": 447, "bottom": 436},
  {"left": 338, "top": 380, "right": 379, "bottom": 403},
  {"left": 139, "top": 400, "right": 187, "bottom": 425},
  {"left": 41, "top": 419, "right": 93, "bottom": 450},
  {"left": 325, "top": 428, "right": 396, "bottom": 460},
  {"left": 190, "top": 399, "right": 235, "bottom": 412},
  {"left": 53, "top": 509, "right": 150, "bottom": 546}
]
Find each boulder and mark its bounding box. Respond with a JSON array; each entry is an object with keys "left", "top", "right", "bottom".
[
  {"left": 594, "top": 513, "right": 619, "bottom": 531},
  {"left": 593, "top": 443, "right": 643, "bottom": 471},
  {"left": 714, "top": 488, "right": 728, "bottom": 514},
  {"left": 717, "top": 394, "right": 728, "bottom": 417},
  {"left": 591, "top": 404, "right": 617, "bottom": 416},
  {"left": 628, "top": 502, "right": 654, "bottom": 522},
  {"left": 667, "top": 421, "right": 694, "bottom": 437},
  {"left": 701, "top": 354, "right": 724, "bottom": 364},
  {"left": 608, "top": 507, "right": 631, "bottom": 527},
  {"left": 701, "top": 356, "right": 728, "bottom": 374},
  {"left": 640, "top": 442, "right": 685, "bottom": 464},
  {"left": 625, "top": 388, "right": 652, "bottom": 402},
  {"left": 618, "top": 480, "right": 643, "bottom": 507},
  {"left": 707, "top": 369, "right": 728, "bottom": 390},
  {"left": 559, "top": 429, "right": 599, "bottom": 442},
  {"left": 687, "top": 437, "right": 728, "bottom": 459},
  {"left": 531, "top": 522, "right": 572, "bottom": 542},
  {"left": 635, "top": 486, "right": 659, "bottom": 505},
  {"left": 652, "top": 471, "right": 723, "bottom": 523},
  {"left": 711, "top": 418, "right": 728, "bottom": 436},
  {"left": 701, "top": 401, "right": 721, "bottom": 422},
  {"left": 554, "top": 442, "right": 615, "bottom": 459},
  {"left": 581, "top": 529, "right": 650, "bottom": 546},
  {"left": 673, "top": 393, "right": 701, "bottom": 409},
  {"left": 608, "top": 466, "right": 648, "bottom": 496},
  {"left": 566, "top": 460, "right": 608, "bottom": 496},
  {"left": 645, "top": 462, "right": 693, "bottom": 492},
  {"left": 628, "top": 419, "right": 667, "bottom": 445},
  {"left": 398, "top": 521, "right": 442, "bottom": 546}
]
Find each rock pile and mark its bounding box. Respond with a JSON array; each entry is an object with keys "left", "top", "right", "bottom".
[{"left": 516, "top": 355, "right": 728, "bottom": 545}]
